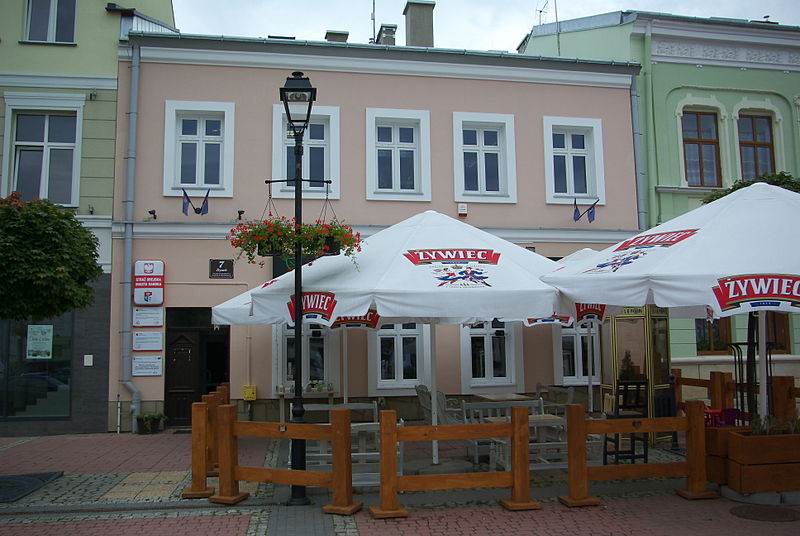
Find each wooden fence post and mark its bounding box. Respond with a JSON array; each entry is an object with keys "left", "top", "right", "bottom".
[
  {"left": 770, "top": 376, "right": 796, "bottom": 421},
  {"left": 676, "top": 400, "right": 718, "bottom": 500},
  {"left": 217, "top": 382, "right": 230, "bottom": 405},
  {"left": 368, "top": 410, "right": 408, "bottom": 519},
  {"left": 672, "top": 369, "right": 684, "bottom": 413},
  {"left": 500, "top": 405, "right": 541, "bottom": 511},
  {"left": 709, "top": 371, "right": 725, "bottom": 409},
  {"left": 182, "top": 402, "right": 214, "bottom": 498},
  {"left": 323, "top": 408, "right": 363, "bottom": 515},
  {"left": 558, "top": 404, "right": 600, "bottom": 507},
  {"left": 202, "top": 393, "right": 220, "bottom": 476},
  {"left": 209, "top": 404, "right": 249, "bottom": 505}
]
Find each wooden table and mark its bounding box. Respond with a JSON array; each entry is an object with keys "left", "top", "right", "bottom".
[
  {"left": 485, "top": 414, "right": 565, "bottom": 442},
  {"left": 474, "top": 393, "right": 533, "bottom": 402},
  {"left": 277, "top": 390, "right": 335, "bottom": 423}
]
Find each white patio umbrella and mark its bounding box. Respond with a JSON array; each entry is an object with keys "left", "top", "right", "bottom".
[
  {"left": 542, "top": 182, "right": 800, "bottom": 417},
  {"left": 216, "top": 210, "right": 562, "bottom": 462}
]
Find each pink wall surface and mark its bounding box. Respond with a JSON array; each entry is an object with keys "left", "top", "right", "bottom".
[{"left": 116, "top": 61, "right": 637, "bottom": 230}]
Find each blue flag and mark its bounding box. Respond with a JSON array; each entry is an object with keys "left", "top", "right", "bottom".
[
  {"left": 587, "top": 202, "right": 596, "bottom": 223},
  {"left": 199, "top": 190, "right": 210, "bottom": 215},
  {"left": 573, "top": 198, "right": 581, "bottom": 222},
  {"left": 182, "top": 189, "right": 191, "bottom": 216}
]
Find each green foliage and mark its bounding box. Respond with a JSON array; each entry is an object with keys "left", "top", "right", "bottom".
[
  {"left": 702, "top": 172, "right": 799, "bottom": 204},
  {"left": 0, "top": 193, "right": 102, "bottom": 321},
  {"left": 136, "top": 412, "right": 167, "bottom": 433},
  {"left": 228, "top": 216, "right": 362, "bottom": 264},
  {"left": 750, "top": 412, "right": 800, "bottom": 436}
]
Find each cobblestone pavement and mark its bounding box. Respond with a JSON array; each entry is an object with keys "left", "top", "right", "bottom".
[{"left": 1, "top": 432, "right": 799, "bottom": 535}]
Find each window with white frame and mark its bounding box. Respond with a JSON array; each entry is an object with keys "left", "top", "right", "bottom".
[
  {"left": 271, "top": 104, "right": 340, "bottom": 199},
  {"left": 25, "top": 0, "right": 76, "bottom": 43},
  {"left": 557, "top": 324, "right": 600, "bottom": 386},
  {"left": 462, "top": 320, "right": 518, "bottom": 387},
  {"left": 366, "top": 109, "right": 431, "bottom": 201},
  {"left": 453, "top": 112, "right": 517, "bottom": 203},
  {"left": 543, "top": 117, "right": 605, "bottom": 205},
  {"left": 275, "top": 323, "right": 339, "bottom": 392},
  {"left": 377, "top": 323, "right": 421, "bottom": 388},
  {"left": 2, "top": 92, "right": 84, "bottom": 206},
  {"left": 163, "top": 101, "right": 235, "bottom": 197}
]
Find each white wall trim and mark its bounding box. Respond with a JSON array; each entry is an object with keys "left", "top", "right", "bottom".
[
  {"left": 125, "top": 47, "right": 634, "bottom": 89},
  {"left": 0, "top": 73, "right": 117, "bottom": 90}
]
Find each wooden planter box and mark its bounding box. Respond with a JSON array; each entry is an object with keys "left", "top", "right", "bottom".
[
  {"left": 705, "top": 426, "right": 749, "bottom": 484},
  {"left": 726, "top": 431, "right": 800, "bottom": 494}
]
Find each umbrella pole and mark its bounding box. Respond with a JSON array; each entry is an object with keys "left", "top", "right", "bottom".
[
  {"left": 586, "top": 322, "right": 594, "bottom": 413},
  {"left": 430, "top": 325, "right": 439, "bottom": 464},
  {"left": 342, "top": 329, "right": 348, "bottom": 404},
  {"left": 757, "top": 312, "right": 769, "bottom": 417}
]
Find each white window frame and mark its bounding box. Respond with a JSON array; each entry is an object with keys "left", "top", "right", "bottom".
[
  {"left": 459, "top": 321, "right": 523, "bottom": 393},
  {"left": 453, "top": 112, "right": 517, "bottom": 204},
  {"left": 271, "top": 324, "right": 340, "bottom": 395},
  {"left": 271, "top": 104, "right": 340, "bottom": 200},
  {"left": 25, "top": 0, "right": 76, "bottom": 44},
  {"left": 368, "top": 324, "right": 432, "bottom": 397},
  {"left": 366, "top": 108, "right": 431, "bottom": 201},
  {"left": 552, "top": 324, "right": 601, "bottom": 386},
  {"left": 163, "top": 101, "right": 235, "bottom": 197},
  {"left": 2, "top": 92, "right": 84, "bottom": 206},
  {"left": 543, "top": 117, "right": 605, "bottom": 205}
]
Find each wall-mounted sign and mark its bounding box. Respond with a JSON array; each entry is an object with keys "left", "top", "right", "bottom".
[
  {"left": 132, "top": 355, "right": 162, "bottom": 376},
  {"left": 133, "top": 307, "right": 164, "bottom": 327},
  {"left": 210, "top": 259, "right": 234, "bottom": 279},
  {"left": 133, "top": 260, "right": 164, "bottom": 305},
  {"left": 26, "top": 325, "right": 53, "bottom": 360},
  {"left": 132, "top": 331, "right": 163, "bottom": 352}
]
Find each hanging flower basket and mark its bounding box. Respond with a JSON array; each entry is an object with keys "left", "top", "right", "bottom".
[{"left": 229, "top": 217, "right": 361, "bottom": 264}]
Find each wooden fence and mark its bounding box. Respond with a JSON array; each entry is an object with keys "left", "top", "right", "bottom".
[
  {"left": 208, "top": 405, "right": 362, "bottom": 515},
  {"left": 558, "top": 400, "right": 717, "bottom": 507},
  {"left": 673, "top": 369, "right": 799, "bottom": 420},
  {"left": 369, "top": 406, "right": 540, "bottom": 519},
  {"left": 181, "top": 383, "right": 228, "bottom": 498}
]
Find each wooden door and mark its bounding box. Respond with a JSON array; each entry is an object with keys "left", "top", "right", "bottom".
[{"left": 164, "top": 331, "right": 200, "bottom": 426}]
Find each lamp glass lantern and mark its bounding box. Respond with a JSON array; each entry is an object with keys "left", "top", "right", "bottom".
[{"left": 280, "top": 71, "right": 317, "bottom": 130}]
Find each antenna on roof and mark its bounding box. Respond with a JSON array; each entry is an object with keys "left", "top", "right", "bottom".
[
  {"left": 370, "top": 0, "right": 376, "bottom": 43},
  {"left": 537, "top": 1, "right": 548, "bottom": 26}
]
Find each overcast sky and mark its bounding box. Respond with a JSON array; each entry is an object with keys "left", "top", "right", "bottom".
[{"left": 171, "top": 0, "right": 800, "bottom": 53}]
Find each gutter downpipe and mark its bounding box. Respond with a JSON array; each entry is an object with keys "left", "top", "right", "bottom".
[
  {"left": 631, "top": 73, "right": 647, "bottom": 230},
  {"left": 121, "top": 44, "right": 141, "bottom": 432}
]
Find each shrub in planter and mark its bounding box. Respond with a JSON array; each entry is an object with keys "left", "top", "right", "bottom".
[{"left": 136, "top": 412, "right": 167, "bottom": 434}]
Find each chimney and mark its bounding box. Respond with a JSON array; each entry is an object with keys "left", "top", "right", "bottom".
[
  {"left": 324, "top": 30, "right": 349, "bottom": 43},
  {"left": 376, "top": 24, "right": 397, "bottom": 45},
  {"left": 403, "top": 0, "right": 435, "bottom": 47}
]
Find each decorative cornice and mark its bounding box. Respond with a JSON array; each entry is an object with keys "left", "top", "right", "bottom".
[
  {"left": 120, "top": 46, "right": 634, "bottom": 89},
  {"left": 0, "top": 72, "right": 117, "bottom": 90},
  {"left": 651, "top": 36, "right": 800, "bottom": 71}
]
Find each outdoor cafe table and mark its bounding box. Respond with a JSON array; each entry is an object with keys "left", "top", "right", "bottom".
[
  {"left": 484, "top": 414, "right": 565, "bottom": 442},
  {"left": 474, "top": 393, "right": 533, "bottom": 402}
]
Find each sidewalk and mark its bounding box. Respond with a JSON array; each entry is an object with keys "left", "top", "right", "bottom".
[{"left": 1, "top": 431, "right": 799, "bottom": 535}]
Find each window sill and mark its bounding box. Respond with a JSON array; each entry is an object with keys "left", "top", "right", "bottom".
[
  {"left": 19, "top": 40, "right": 77, "bottom": 46},
  {"left": 456, "top": 193, "right": 515, "bottom": 204}
]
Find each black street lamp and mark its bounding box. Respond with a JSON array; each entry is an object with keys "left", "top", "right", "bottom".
[{"left": 278, "top": 71, "right": 317, "bottom": 506}]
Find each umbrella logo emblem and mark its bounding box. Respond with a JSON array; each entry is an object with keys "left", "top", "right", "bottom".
[
  {"left": 433, "top": 265, "right": 491, "bottom": 287},
  {"left": 712, "top": 274, "right": 800, "bottom": 312}
]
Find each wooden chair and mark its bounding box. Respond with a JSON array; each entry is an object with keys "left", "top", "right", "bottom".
[{"left": 603, "top": 379, "right": 649, "bottom": 464}]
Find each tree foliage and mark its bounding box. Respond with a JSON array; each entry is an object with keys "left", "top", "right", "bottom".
[
  {"left": 702, "top": 172, "right": 799, "bottom": 204},
  {"left": 0, "top": 192, "right": 102, "bottom": 321}
]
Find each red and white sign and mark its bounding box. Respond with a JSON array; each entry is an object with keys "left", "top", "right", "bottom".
[
  {"left": 134, "top": 260, "right": 165, "bottom": 306},
  {"left": 403, "top": 249, "right": 501, "bottom": 265},
  {"left": 288, "top": 292, "right": 338, "bottom": 322},
  {"left": 576, "top": 303, "right": 606, "bottom": 323},
  {"left": 331, "top": 309, "right": 381, "bottom": 329},
  {"left": 614, "top": 229, "right": 697, "bottom": 251},
  {"left": 713, "top": 274, "right": 800, "bottom": 312}
]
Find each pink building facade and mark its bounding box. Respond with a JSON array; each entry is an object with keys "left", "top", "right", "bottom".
[{"left": 109, "top": 31, "right": 641, "bottom": 429}]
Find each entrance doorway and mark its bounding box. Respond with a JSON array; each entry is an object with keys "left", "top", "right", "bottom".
[{"left": 164, "top": 308, "right": 229, "bottom": 426}]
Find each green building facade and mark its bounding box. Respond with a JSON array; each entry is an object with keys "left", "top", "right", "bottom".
[
  {"left": 520, "top": 11, "right": 800, "bottom": 375},
  {"left": 0, "top": 0, "right": 175, "bottom": 435}
]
